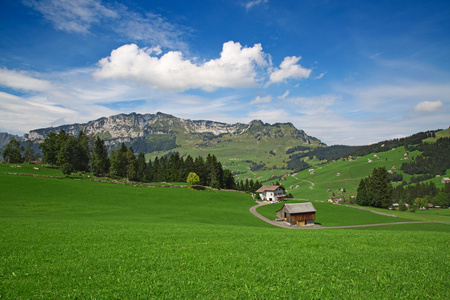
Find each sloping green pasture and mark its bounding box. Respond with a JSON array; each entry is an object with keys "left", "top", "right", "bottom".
[
  {"left": 1, "top": 164, "right": 449, "bottom": 299},
  {"left": 282, "top": 146, "right": 421, "bottom": 200}
]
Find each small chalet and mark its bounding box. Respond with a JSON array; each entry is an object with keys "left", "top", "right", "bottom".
[
  {"left": 441, "top": 177, "right": 450, "bottom": 184},
  {"left": 256, "top": 185, "right": 285, "bottom": 202},
  {"left": 276, "top": 203, "right": 316, "bottom": 226}
]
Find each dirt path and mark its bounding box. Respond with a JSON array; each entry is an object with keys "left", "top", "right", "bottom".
[{"left": 249, "top": 201, "right": 433, "bottom": 229}]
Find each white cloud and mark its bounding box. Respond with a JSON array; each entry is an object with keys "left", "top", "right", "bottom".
[
  {"left": 278, "top": 90, "right": 290, "bottom": 99},
  {"left": 23, "top": 0, "right": 117, "bottom": 34},
  {"left": 248, "top": 108, "right": 288, "bottom": 123},
  {"left": 0, "top": 68, "right": 53, "bottom": 92},
  {"left": 285, "top": 94, "right": 339, "bottom": 115},
  {"left": 250, "top": 95, "right": 272, "bottom": 105},
  {"left": 314, "top": 72, "right": 327, "bottom": 79},
  {"left": 23, "top": 0, "right": 186, "bottom": 49},
  {"left": 245, "top": 0, "right": 268, "bottom": 10},
  {"left": 0, "top": 91, "right": 76, "bottom": 133},
  {"left": 94, "top": 41, "right": 269, "bottom": 92},
  {"left": 414, "top": 100, "right": 443, "bottom": 113},
  {"left": 269, "top": 56, "right": 311, "bottom": 84}
]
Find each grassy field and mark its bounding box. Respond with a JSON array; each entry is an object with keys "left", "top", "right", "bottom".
[
  {"left": 1, "top": 163, "right": 449, "bottom": 298},
  {"left": 278, "top": 146, "right": 427, "bottom": 201}
]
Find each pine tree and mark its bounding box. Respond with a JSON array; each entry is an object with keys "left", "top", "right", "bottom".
[
  {"left": 223, "top": 169, "right": 235, "bottom": 189},
  {"left": 40, "top": 131, "right": 58, "bottom": 166},
  {"left": 92, "top": 136, "right": 109, "bottom": 177},
  {"left": 136, "top": 152, "right": 147, "bottom": 182},
  {"left": 23, "top": 140, "right": 36, "bottom": 163},
  {"left": 71, "top": 131, "right": 90, "bottom": 172},
  {"left": 126, "top": 147, "right": 138, "bottom": 181},
  {"left": 109, "top": 143, "right": 128, "bottom": 178}
]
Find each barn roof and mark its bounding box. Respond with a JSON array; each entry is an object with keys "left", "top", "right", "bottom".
[
  {"left": 281, "top": 203, "right": 316, "bottom": 214},
  {"left": 256, "top": 185, "right": 281, "bottom": 193}
]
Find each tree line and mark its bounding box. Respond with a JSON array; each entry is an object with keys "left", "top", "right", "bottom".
[
  {"left": 28, "top": 130, "right": 235, "bottom": 189},
  {"left": 400, "top": 137, "right": 450, "bottom": 178},
  {"left": 357, "top": 166, "right": 450, "bottom": 210},
  {"left": 2, "top": 137, "right": 38, "bottom": 164}
]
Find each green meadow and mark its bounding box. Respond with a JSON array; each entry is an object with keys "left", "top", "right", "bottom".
[{"left": 1, "top": 164, "right": 449, "bottom": 299}]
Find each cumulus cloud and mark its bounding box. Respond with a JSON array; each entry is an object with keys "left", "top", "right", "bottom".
[
  {"left": 94, "top": 41, "right": 269, "bottom": 91},
  {"left": 269, "top": 56, "right": 311, "bottom": 84},
  {"left": 250, "top": 95, "right": 272, "bottom": 105},
  {"left": 0, "top": 68, "right": 53, "bottom": 92},
  {"left": 414, "top": 100, "right": 443, "bottom": 113}
]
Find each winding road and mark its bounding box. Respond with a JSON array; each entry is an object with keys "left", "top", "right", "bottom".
[{"left": 249, "top": 201, "right": 433, "bottom": 229}]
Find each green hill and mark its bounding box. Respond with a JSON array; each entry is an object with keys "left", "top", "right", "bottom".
[{"left": 0, "top": 163, "right": 449, "bottom": 298}]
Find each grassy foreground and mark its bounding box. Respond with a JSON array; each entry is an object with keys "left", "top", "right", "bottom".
[{"left": 1, "top": 164, "right": 449, "bottom": 298}]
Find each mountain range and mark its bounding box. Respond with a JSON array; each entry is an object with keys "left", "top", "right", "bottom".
[{"left": 1, "top": 112, "right": 322, "bottom": 167}]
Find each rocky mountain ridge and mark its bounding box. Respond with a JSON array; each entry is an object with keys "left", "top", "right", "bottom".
[{"left": 25, "top": 112, "right": 319, "bottom": 148}]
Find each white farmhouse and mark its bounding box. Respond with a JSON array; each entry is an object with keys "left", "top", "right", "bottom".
[{"left": 256, "top": 185, "right": 285, "bottom": 202}]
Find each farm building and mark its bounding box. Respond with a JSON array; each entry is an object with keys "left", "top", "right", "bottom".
[
  {"left": 256, "top": 185, "right": 285, "bottom": 202},
  {"left": 276, "top": 203, "right": 316, "bottom": 226},
  {"left": 441, "top": 177, "right": 450, "bottom": 184}
]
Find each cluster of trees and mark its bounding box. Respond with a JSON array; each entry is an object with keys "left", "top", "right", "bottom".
[
  {"left": 38, "top": 130, "right": 235, "bottom": 189},
  {"left": 348, "top": 131, "right": 436, "bottom": 158},
  {"left": 356, "top": 167, "right": 393, "bottom": 208},
  {"left": 286, "top": 145, "right": 360, "bottom": 171},
  {"left": 2, "top": 137, "right": 37, "bottom": 164},
  {"left": 285, "top": 145, "right": 310, "bottom": 154},
  {"left": 39, "top": 131, "right": 91, "bottom": 175},
  {"left": 400, "top": 137, "right": 450, "bottom": 178},
  {"left": 235, "top": 178, "right": 263, "bottom": 193},
  {"left": 357, "top": 166, "right": 450, "bottom": 210},
  {"left": 392, "top": 181, "right": 450, "bottom": 208}
]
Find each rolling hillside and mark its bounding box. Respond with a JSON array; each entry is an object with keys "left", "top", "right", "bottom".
[{"left": 0, "top": 163, "right": 448, "bottom": 298}]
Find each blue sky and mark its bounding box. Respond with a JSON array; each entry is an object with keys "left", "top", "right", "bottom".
[{"left": 0, "top": 0, "right": 449, "bottom": 145}]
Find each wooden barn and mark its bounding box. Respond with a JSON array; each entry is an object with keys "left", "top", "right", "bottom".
[{"left": 276, "top": 203, "right": 316, "bottom": 226}]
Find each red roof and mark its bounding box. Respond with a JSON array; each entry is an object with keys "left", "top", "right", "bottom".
[{"left": 256, "top": 185, "right": 282, "bottom": 193}]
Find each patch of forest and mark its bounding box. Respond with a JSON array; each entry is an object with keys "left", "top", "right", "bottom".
[{"left": 347, "top": 130, "right": 439, "bottom": 158}]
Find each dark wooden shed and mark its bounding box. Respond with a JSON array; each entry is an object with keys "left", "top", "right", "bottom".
[{"left": 276, "top": 203, "right": 316, "bottom": 226}]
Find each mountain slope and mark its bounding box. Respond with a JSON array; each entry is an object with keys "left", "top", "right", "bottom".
[{"left": 24, "top": 112, "right": 322, "bottom": 168}]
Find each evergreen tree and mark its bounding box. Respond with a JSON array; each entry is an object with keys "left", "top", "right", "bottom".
[
  {"left": 125, "top": 147, "right": 138, "bottom": 181},
  {"left": 194, "top": 156, "right": 206, "bottom": 185},
  {"left": 136, "top": 152, "right": 147, "bottom": 182},
  {"left": 91, "top": 136, "right": 109, "bottom": 177},
  {"left": 223, "top": 169, "right": 235, "bottom": 189},
  {"left": 40, "top": 131, "right": 58, "bottom": 166},
  {"left": 73, "top": 131, "right": 90, "bottom": 172},
  {"left": 356, "top": 177, "right": 370, "bottom": 206},
  {"left": 356, "top": 167, "right": 393, "bottom": 208},
  {"left": 144, "top": 158, "right": 154, "bottom": 182},
  {"left": 2, "top": 137, "right": 24, "bottom": 163},
  {"left": 23, "top": 140, "right": 36, "bottom": 163},
  {"left": 57, "top": 136, "right": 77, "bottom": 175},
  {"left": 109, "top": 143, "right": 128, "bottom": 178}
]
